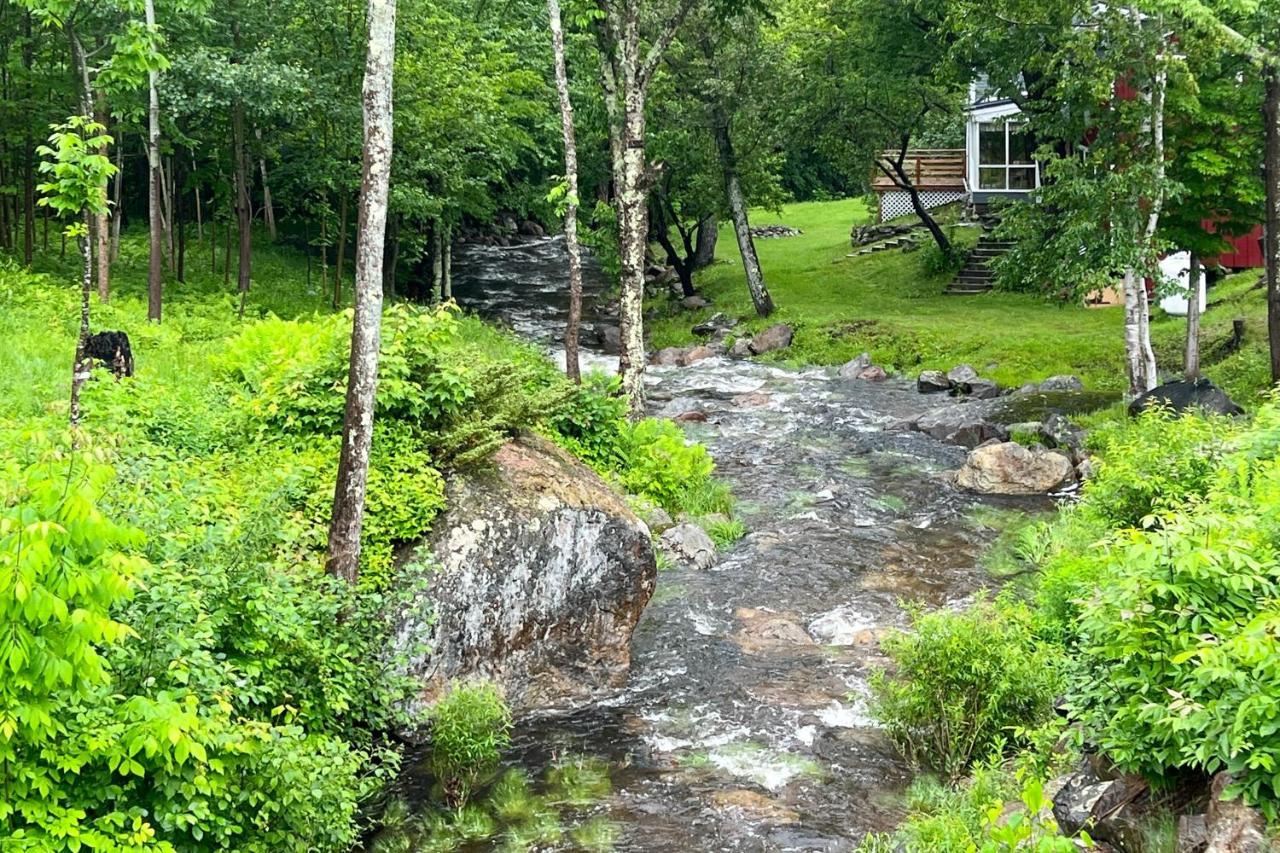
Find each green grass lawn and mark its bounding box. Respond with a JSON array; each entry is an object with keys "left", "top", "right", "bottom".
[{"left": 649, "top": 198, "right": 1272, "bottom": 403}]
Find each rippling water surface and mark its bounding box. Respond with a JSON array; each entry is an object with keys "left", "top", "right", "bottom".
[{"left": 398, "top": 237, "right": 1044, "bottom": 852}]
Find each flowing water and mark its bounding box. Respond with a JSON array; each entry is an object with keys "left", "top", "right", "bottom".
[{"left": 400, "top": 237, "right": 1047, "bottom": 852}]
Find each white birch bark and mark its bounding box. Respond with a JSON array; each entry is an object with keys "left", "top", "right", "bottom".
[
  {"left": 147, "top": 0, "right": 163, "bottom": 321},
  {"left": 548, "top": 0, "right": 585, "bottom": 382},
  {"left": 326, "top": 0, "right": 397, "bottom": 583}
]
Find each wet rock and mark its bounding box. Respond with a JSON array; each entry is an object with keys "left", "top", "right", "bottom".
[
  {"left": 1039, "top": 374, "right": 1085, "bottom": 392},
  {"left": 593, "top": 324, "right": 621, "bottom": 355},
  {"left": 693, "top": 312, "right": 737, "bottom": 336},
  {"left": 838, "top": 352, "right": 872, "bottom": 379},
  {"left": 947, "top": 364, "right": 980, "bottom": 385},
  {"left": 681, "top": 294, "right": 712, "bottom": 310},
  {"left": 954, "top": 442, "right": 1075, "bottom": 495},
  {"left": 518, "top": 219, "right": 545, "bottom": 238},
  {"left": 711, "top": 790, "right": 800, "bottom": 824},
  {"left": 652, "top": 347, "right": 687, "bottom": 367},
  {"left": 640, "top": 504, "right": 675, "bottom": 533},
  {"left": 1076, "top": 457, "right": 1096, "bottom": 481},
  {"left": 731, "top": 391, "right": 772, "bottom": 408},
  {"left": 1129, "top": 378, "right": 1244, "bottom": 418},
  {"left": 659, "top": 523, "right": 716, "bottom": 569},
  {"left": 1206, "top": 772, "right": 1268, "bottom": 852},
  {"left": 683, "top": 345, "right": 717, "bottom": 365},
  {"left": 1179, "top": 814, "right": 1208, "bottom": 853},
  {"left": 749, "top": 324, "right": 794, "bottom": 355},
  {"left": 1051, "top": 766, "right": 1150, "bottom": 850},
  {"left": 913, "top": 403, "right": 1009, "bottom": 449},
  {"left": 729, "top": 338, "right": 754, "bottom": 358},
  {"left": 391, "top": 435, "right": 656, "bottom": 722},
  {"left": 1042, "top": 413, "right": 1085, "bottom": 454},
  {"left": 917, "top": 370, "right": 953, "bottom": 394},
  {"left": 857, "top": 365, "right": 889, "bottom": 382},
  {"left": 961, "top": 378, "right": 1003, "bottom": 399},
  {"left": 675, "top": 410, "right": 709, "bottom": 423},
  {"left": 732, "top": 608, "right": 815, "bottom": 653}
]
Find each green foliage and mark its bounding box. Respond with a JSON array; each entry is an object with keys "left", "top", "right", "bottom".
[
  {"left": 35, "top": 117, "right": 117, "bottom": 235},
  {"left": 615, "top": 419, "right": 715, "bottom": 516},
  {"left": 704, "top": 516, "right": 747, "bottom": 549},
  {"left": 428, "top": 682, "right": 513, "bottom": 808},
  {"left": 870, "top": 601, "right": 1063, "bottom": 780},
  {"left": 978, "top": 773, "right": 1090, "bottom": 852},
  {"left": 920, "top": 241, "right": 968, "bottom": 277},
  {"left": 1078, "top": 408, "right": 1231, "bottom": 529}
]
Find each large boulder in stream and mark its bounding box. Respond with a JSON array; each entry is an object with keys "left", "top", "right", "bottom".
[
  {"left": 390, "top": 435, "right": 656, "bottom": 725},
  {"left": 911, "top": 402, "right": 1009, "bottom": 449},
  {"left": 954, "top": 441, "right": 1075, "bottom": 495},
  {"left": 748, "top": 323, "right": 794, "bottom": 355}
]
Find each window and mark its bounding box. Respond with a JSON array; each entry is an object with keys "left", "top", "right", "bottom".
[{"left": 976, "top": 122, "right": 1038, "bottom": 191}]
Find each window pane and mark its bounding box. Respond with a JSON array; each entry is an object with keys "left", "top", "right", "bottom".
[
  {"left": 1008, "top": 128, "right": 1035, "bottom": 164},
  {"left": 1008, "top": 167, "right": 1037, "bottom": 189},
  {"left": 979, "top": 167, "right": 1007, "bottom": 190},
  {"left": 979, "top": 124, "right": 1005, "bottom": 165}
]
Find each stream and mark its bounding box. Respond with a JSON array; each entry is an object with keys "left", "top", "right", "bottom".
[{"left": 404, "top": 237, "right": 1047, "bottom": 851}]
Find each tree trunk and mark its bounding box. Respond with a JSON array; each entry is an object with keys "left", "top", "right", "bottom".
[
  {"left": 327, "top": 0, "right": 397, "bottom": 583},
  {"left": 176, "top": 157, "right": 186, "bottom": 282},
  {"left": 255, "top": 127, "right": 276, "bottom": 240},
  {"left": 713, "top": 118, "right": 773, "bottom": 317},
  {"left": 441, "top": 224, "right": 452, "bottom": 300},
  {"left": 336, "top": 191, "right": 349, "bottom": 298},
  {"left": 147, "top": 0, "right": 163, "bottom": 321},
  {"left": 94, "top": 92, "right": 110, "bottom": 302},
  {"left": 71, "top": 210, "right": 93, "bottom": 428},
  {"left": 110, "top": 142, "right": 123, "bottom": 261},
  {"left": 692, "top": 214, "right": 717, "bottom": 270},
  {"left": 431, "top": 220, "right": 443, "bottom": 299},
  {"left": 21, "top": 11, "right": 34, "bottom": 266},
  {"left": 1185, "top": 253, "right": 1202, "bottom": 380},
  {"left": 1266, "top": 66, "right": 1280, "bottom": 384},
  {"left": 232, "top": 22, "right": 252, "bottom": 318},
  {"left": 1123, "top": 268, "right": 1158, "bottom": 395},
  {"left": 548, "top": 0, "right": 584, "bottom": 382}
]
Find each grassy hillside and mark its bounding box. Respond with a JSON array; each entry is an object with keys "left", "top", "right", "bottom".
[{"left": 650, "top": 198, "right": 1273, "bottom": 403}]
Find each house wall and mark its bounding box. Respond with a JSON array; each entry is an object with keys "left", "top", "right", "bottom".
[{"left": 965, "top": 99, "right": 1039, "bottom": 205}]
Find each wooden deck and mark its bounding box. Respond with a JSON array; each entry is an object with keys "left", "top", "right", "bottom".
[{"left": 872, "top": 149, "right": 966, "bottom": 191}]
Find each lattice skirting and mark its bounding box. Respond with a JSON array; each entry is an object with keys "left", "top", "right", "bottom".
[{"left": 878, "top": 190, "right": 966, "bottom": 222}]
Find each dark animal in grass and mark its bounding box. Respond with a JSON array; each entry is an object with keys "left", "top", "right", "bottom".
[
  {"left": 1128, "top": 378, "right": 1243, "bottom": 418},
  {"left": 84, "top": 330, "right": 135, "bottom": 378}
]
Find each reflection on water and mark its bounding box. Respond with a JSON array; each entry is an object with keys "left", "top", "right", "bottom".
[{"left": 394, "top": 237, "right": 1045, "bottom": 851}]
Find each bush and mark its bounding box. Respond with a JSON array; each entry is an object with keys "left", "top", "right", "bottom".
[
  {"left": 870, "top": 601, "right": 1063, "bottom": 780},
  {"left": 1079, "top": 408, "right": 1233, "bottom": 529},
  {"left": 616, "top": 418, "right": 716, "bottom": 515},
  {"left": 428, "top": 682, "right": 513, "bottom": 808},
  {"left": 1069, "top": 450, "right": 1280, "bottom": 815}
]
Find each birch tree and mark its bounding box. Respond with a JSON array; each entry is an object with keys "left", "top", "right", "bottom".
[
  {"left": 547, "top": 0, "right": 585, "bottom": 382},
  {"left": 326, "top": 0, "right": 397, "bottom": 582},
  {"left": 594, "top": 0, "right": 702, "bottom": 416},
  {"left": 146, "top": 0, "right": 162, "bottom": 321}
]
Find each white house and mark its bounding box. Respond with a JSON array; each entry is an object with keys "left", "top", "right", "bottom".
[{"left": 964, "top": 78, "right": 1041, "bottom": 210}]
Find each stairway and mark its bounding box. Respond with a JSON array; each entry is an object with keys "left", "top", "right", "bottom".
[
  {"left": 946, "top": 234, "right": 1014, "bottom": 295},
  {"left": 845, "top": 230, "right": 923, "bottom": 258}
]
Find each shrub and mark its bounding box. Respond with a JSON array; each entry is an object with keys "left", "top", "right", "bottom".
[
  {"left": 1069, "top": 455, "right": 1280, "bottom": 815},
  {"left": 920, "top": 240, "right": 967, "bottom": 276},
  {"left": 428, "top": 682, "right": 513, "bottom": 807},
  {"left": 1079, "top": 408, "right": 1233, "bottom": 529},
  {"left": 616, "top": 418, "right": 716, "bottom": 515},
  {"left": 870, "top": 601, "right": 1063, "bottom": 780}
]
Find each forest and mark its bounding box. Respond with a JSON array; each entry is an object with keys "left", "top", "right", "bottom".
[{"left": 2, "top": 0, "right": 1280, "bottom": 850}]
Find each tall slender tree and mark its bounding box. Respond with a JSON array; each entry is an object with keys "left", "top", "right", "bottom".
[
  {"left": 146, "top": 0, "right": 163, "bottom": 321},
  {"left": 327, "top": 0, "right": 397, "bottom": 583},
  {"left": 594, "top": 0, "right": 701, "bottom": 416},
  {"left": 547, "top": 0, "right": 585, "bottom": 382}
]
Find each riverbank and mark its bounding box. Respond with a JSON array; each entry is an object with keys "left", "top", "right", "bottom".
[{"left": 648, "top": 198, "right": 1271, "bottom": 405}]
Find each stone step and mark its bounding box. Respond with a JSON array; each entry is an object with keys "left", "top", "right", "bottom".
[
  {"left": 946, "top": 284, "right": 995, "bottom": 295},
  {"left": 957, "top": 270, "right": 996, "bottom": 281}
]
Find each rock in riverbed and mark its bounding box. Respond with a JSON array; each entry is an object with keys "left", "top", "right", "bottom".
[
  {"left": 749, "top": 324, "right": 794, "bottom": 355},
  {"left": 391, "top": 435, "right": 655, "bottom": 723},
  {"left": 954, "top": 441, "right": 1075, "bottom": 494},
  {"left": 659, "top": 522, "right": 717, "bottom": 569}
]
